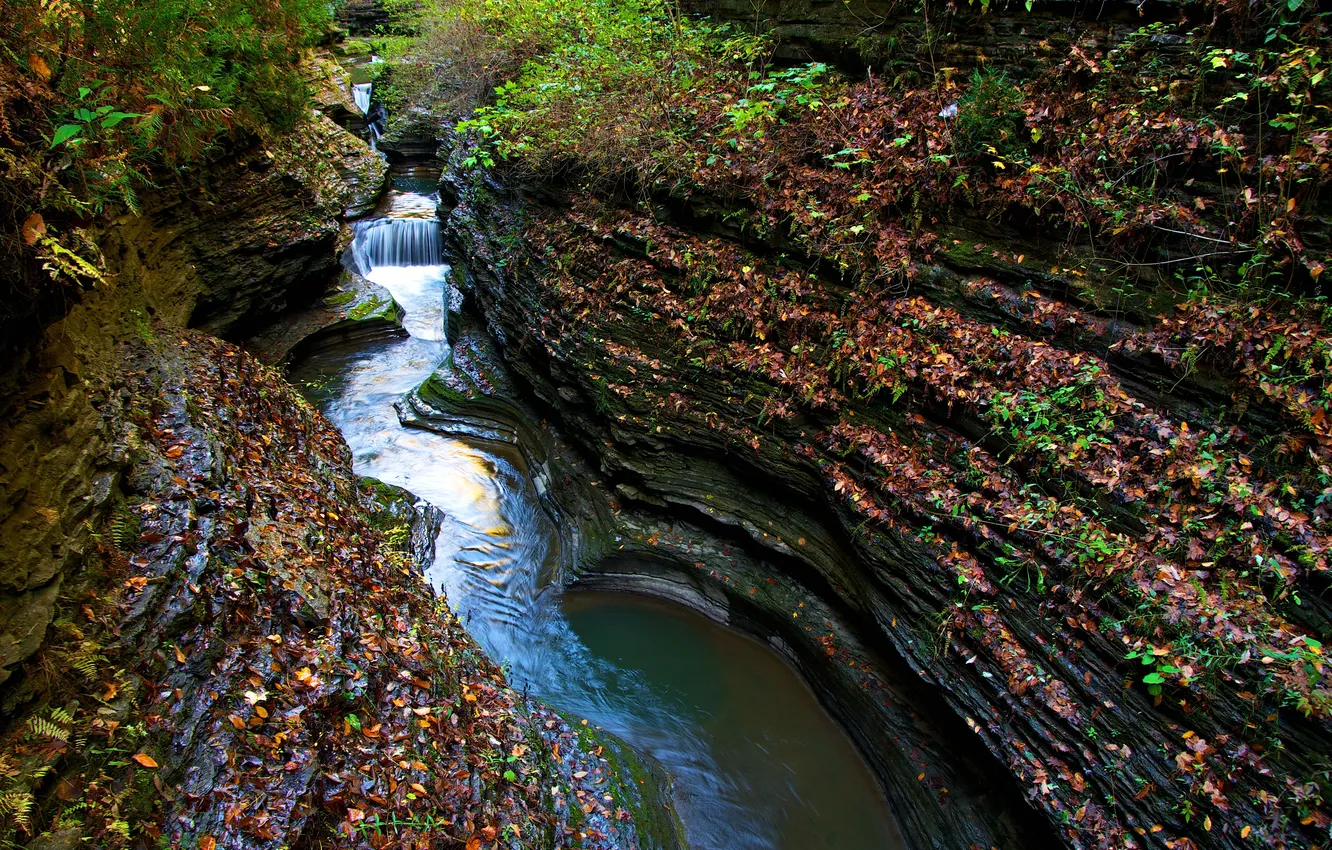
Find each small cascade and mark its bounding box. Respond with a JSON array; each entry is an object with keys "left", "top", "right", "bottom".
[
  {"left": 351, "top": 218, "right": 442, "bottom": 271},
  {"left": 352, "top": 82, "right": 372, "bottom": 115}
]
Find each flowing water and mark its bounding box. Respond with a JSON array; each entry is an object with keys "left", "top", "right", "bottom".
[
  {"left": 352, "top": 82, "right": 372, "bottom": 115},
  {"left": 290, "top": 192, "right": 903, "bottom": 850},
  {"left": 350, "top": 80, "right": 382, "bottom": 145}
]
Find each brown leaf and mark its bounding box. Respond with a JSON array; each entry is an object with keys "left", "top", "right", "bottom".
[
  {"left": 132, "top": 753, "right": 159, "bottom": 769},
  {"left": 21, "top": 213, "right": 45, "bottom": 246},
  {"left": 28, "top": 54, "right": 51, "bottom": 81}
]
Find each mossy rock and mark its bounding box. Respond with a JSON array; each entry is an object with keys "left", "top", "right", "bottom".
[
  {"left": 416, "top": 368, "right": 477, "bottom": 412},
  {"left": 550, "top": 711, "right": 688, "bottom": 850},
  {"left": 347, "top": 294, "right": 397, "bottom": 322},
  {"left": 333, "top": 39, "right": 374, "bottom": 57}
]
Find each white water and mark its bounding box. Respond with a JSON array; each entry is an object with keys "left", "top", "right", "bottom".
[
  {"left": 352, "top": 82, "right": 372, "bottom": 115},
  {"left": 350, "top": 218, "right": 442, "bottom": 272}
]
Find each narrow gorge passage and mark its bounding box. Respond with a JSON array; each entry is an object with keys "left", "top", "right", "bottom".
[{"left": 289, "top": 190, "right": 903, "bottom": 850}]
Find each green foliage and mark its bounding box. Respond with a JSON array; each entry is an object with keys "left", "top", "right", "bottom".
[
  {"left": 1126, "top": 648, "right": 1182, "bottom": 697},
  {"left": 987, "top": 362, "right": 1114, "bottom": 460},
  {"left": 5, "top": 0, "right": 332, "bottom": 213},
  {"left": 107, "top": 502, "right": 141, "bottom": 550},
  {"left": 725, "top": 62, "right": 829, "bottom": 143},
  {"left": 391, "top": 0, "right": 771, "bottom": 182},
  {"left": 952, "top": 68, "right": 1025, "bottom": 161},
  {"left": 2, "top": 0, "right": 334, "bottom": 343}
]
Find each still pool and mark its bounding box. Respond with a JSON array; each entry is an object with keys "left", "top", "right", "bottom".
[{"left": 561, "top": 591, "right": 904, "bottom": 850}]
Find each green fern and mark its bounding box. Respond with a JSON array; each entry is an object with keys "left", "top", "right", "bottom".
[
  {"left": 106, "top": 505, "right": 139, "bottom": 550},
  {"left": 66, "top": 641, "right": 104, "bottom": 682},
  {"left": 0, "top": 790, "right": 34, "bottom": 832},
  {"left": 27, "top": 715, "right": 68, "bottom": 743}
]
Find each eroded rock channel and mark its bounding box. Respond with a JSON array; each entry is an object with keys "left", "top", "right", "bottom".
[{"left": 285, "top": 184, "right": 918, "bottom": 850}]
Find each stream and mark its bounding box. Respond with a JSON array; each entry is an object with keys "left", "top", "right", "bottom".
[{"left": 289, "top": 190, "right": 904, "bottom": 850}]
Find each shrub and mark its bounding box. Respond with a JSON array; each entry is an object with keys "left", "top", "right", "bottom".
[
  {"left": 387, "top": 0, "right": 771, "bottom": 183},
  {"left": 952, "top": 68, "right": 1026, "bottom": 161},
  {"left": 1, "top": 0, "right": 334, "bottom": 353}
]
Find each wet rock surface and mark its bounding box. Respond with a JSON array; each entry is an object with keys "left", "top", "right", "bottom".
[
  {"left": 0, "top": 112, "right": 385, "bottom": 692},
  {"left": 403, "top": 318, "right": 1042, "bottom": 850},
  {"left": 438, "top": 133, "right": 1332, "bottom": 850}
]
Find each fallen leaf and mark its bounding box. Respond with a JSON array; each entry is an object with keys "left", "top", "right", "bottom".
[
  {"left": 132, "top": 753, "right": 159, "bottom": 769},
  {"left": 22, "top": 213, "right": 46, "bottom": 245},
  {"left": 28, "top": 54, "right": 51, "bottom": 80}
]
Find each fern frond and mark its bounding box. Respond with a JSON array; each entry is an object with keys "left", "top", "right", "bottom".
[
  {"left": 26, "top": 715, "right": 68, "bottom": 742},
  {"left": 107, "top": 505, "right": 139, "bottom": 550},
  {"left": 0, "top": 789, "right": 34, "bottom": 831}
]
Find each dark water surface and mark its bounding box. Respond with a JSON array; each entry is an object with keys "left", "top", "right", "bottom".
[
  {"left": 289, "top": 192, "right": 903, "bottom": 850},
  {"left": 564, "top": 591, "right": 904, "bottom": 850}
]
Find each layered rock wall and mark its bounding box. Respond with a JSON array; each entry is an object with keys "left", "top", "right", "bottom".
[{"left": 0, "top": 115, "right": 384, "bottom": 687}]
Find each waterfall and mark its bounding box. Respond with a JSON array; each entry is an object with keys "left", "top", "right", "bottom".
[
  {"left": 352, "top": 82, "right": 372, "bottom": 115},
  {"left": 351, "top": 218, "right": 442, "bottom": 271}
]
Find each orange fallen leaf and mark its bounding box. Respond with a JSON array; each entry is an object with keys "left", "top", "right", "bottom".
[
  {"left": 28, "top": 54, "right": 51, "bottom": 80},
  {"left": 21, "top": 213, "right": 46, "bottom": 246},
  {"left": 132, "top": 753, "right": 159, "bottom": 769}
]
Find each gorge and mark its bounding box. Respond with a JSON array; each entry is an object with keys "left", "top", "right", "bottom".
[{"left": 1, "top": 0, "right": 1330, "bottom": 849}]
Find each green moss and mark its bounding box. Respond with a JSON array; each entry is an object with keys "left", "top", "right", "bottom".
[
  {"left": 551, "top": 712, "right": 686, "bottom": 850},
  {"left": 324, "top": 290, "right": 357, "bottom": 307},
  {"left": 335, "top": 39, "right": 374, "bottom": 56},
  {"left": 415, "top": 370, "right": 474, "bottom": 412},
  {"left": 347, "top": 295, "right": 389, "bottom": 321}
]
